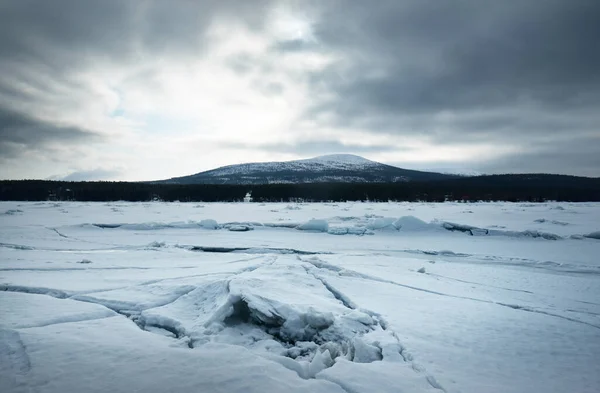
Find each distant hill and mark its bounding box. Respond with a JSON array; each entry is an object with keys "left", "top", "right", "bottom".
[{"left": 158, "top": 154, "right": 459, "bottom": 184}]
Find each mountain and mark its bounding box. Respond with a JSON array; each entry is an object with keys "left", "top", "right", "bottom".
[{"left": 158, "top": 154, "right": 460, "bottom": 185}]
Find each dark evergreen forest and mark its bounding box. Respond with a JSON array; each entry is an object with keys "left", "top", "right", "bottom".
[{"left": 2, "top": 174, "right": 599, "bottom": 202}]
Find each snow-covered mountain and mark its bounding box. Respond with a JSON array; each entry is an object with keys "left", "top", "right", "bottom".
[{"left": 160, "top": 154, "right": 460, "bottom": 185}]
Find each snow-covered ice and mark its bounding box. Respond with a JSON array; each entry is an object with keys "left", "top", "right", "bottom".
[{"left": 1, "top": 201, "right": 600, "bottom": 393}]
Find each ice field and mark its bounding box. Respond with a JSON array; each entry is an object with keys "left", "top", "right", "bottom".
[{"left": 1, "top": 201, "right": 600, "bottom": 393}]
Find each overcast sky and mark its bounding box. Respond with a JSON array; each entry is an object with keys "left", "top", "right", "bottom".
[{"left": 1, "top": 0, "right": 599, "bottom": 180}]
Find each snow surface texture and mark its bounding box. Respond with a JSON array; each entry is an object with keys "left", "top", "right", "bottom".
[{"left": 1, "top": 201, "right": 600, "bottom": 393}]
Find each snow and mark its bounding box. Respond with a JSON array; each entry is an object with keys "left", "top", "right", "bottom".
[
  {"left": 1, "top": 201, "right": 600, "bottom": 393},
  {"left": 3, "top": 317, "right": 347, "bottom": 393},
  {"left": 317, "top": 359, "right": 443, "bottom": 393},
  {"left": 0, "top": 291, "right": 116, "bottom": 329},
  {"left": 210, "top": 154, "right": 380, "bottom": 176}
]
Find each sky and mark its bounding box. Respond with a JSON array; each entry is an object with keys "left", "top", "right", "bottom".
[{"left": 1, "top": 0, "right": 599, "bottom": 181}]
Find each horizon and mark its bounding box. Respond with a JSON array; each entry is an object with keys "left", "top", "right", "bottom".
[
  {"left": 3, "top": 152, "right": 599, "bottom": 182},
  {"left": 1, "top": 1, "right": 599, "bottom": 181}
]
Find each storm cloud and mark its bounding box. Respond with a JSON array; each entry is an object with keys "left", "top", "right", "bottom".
[
  {"left": 0, "top": 108, "right": 102, "bottom": 158},
  {"left": 0, "top": 0, "right": 598, "bottom": 179},
  {"left": 301, "top": 0, "right": 600, "bottom": 175}
]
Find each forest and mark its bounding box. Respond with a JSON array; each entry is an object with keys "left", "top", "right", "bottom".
[{"left": 2, "top": 174, "right": 599, "bottom": 202}]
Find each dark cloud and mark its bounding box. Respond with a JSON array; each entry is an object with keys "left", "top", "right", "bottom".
[
  {"left": 0, "top": 1, "right": 132, "bottom": 67},
  {"left": 220, "top": 140, "right": 405, "bottom": 156},
  {"left": 312, "top": 0, "right": 600, "bottom": 112},
  {"left": 0, "top": 0, "right": 274, "bottom": 70},
  {"left": 300, "top": 0, "right": 600, "bottom": 174},
  {"left": 0, "top": 108, "right": 102, "bottom": 158},
  {"left": 0, "top": 0, "right": 274, "bottom": 94},
  {"left": 474, "top": 135, "right": 600, "bottom": 177}
]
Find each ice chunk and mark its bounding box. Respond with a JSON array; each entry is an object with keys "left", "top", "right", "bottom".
[
  {"left": 3, "top": 209, "right": 23, "bottom": 215},
  {"left": 393, "top": 216, "right": 430, "bottom": 231},
  {"left": 366, "top": 217, "right": 396, "bottom": 230},
  {"left": 328, "top": 227, "right": 349, "bottom": 235},
  {"left": 343, "top": 310, "right": 375, "bottom": 326},
  {"left": 441, "top": 221, "right": 479, "bottom": 233},
  {"left": 308, "top": 349, "right": 335, "bottom": 376},
  {"left": 584, "top": 231, "right": 600, "bottom": 240},
  {"left": 146, "top": 241, "right": 166, "bottom": 248},
  {"left": 352, "top": 338, "right": 383, "bottom": 363},
  {"left": 227, "top": 225, "right": 253, "bottom": 232},
  {"left": 199, "top": 219, "right": 219, "bottom": 229},
  {"left": 516, "top": 230, "right": 562, "bottom": 240},
  {"left": 347, "top": 227, "right": 368, "bottom": 235},
  {"left": 297, "top": 219, "right": 329, "bottom": 232}
]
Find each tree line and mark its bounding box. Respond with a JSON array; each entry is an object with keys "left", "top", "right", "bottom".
[{"left": 1, "top": 174, "right": 599, "bottom": 203}]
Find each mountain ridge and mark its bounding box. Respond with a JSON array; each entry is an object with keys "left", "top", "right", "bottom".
[{"left": 158, "top": 154, "right": 461, "bottom": 185}]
